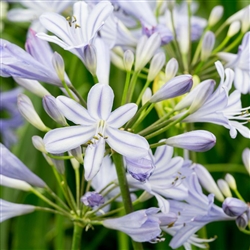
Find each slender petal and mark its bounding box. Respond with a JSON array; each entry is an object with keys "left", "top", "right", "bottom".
[
  {"left": 107, "top": 103, "right": 137, "bottom": 128},
  {"left": 87, "top": 83, "right": 114, "bottom": 120},
  {"left": 44, "top": 125, "right": 95, "bottom": 154},
  {"left": 106, "top": 127, "right": 149, "bottom": 159}
]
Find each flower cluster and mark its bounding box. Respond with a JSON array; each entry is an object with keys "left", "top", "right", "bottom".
[{"left": 1, "top": 1, "right": 249, "bottom": 250}]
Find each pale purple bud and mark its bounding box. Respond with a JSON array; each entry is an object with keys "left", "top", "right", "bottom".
[
  {"left": 201, "top": 31, "right": 215, "bottom": 61},
  {"left": 222, "top": 197, "right": 248, "bottom": 217},
  {"left": 150, "top": 75, "right": 193, "bottom": 103},
  {"left": 187, "top": 80, "right": 216, "bottom": 113},
  {"left": 0, "top": 143, "right": 46, "bottom": 188},
  {"left": 0, "top": 175, "right": 32, "bottom": 191},
  {"left": 17, "top": 94, "right": 48, "bottom": 131},
  {"left": 135, "top": 33, "right": 161, "bottom": 71},
  {"left": 83, "top": 45, "right": 97, "bottom": 76},
  {"left": 147, "top": 52, "right": 166, "bottom": 82},
  {"left": 242, "top": 148, "right": 250, "bottom": 175},
  {"left": 226, "top": 5, "right": 250, "bottom": 25},
  {"left": 165, "top": 130, "right": 216, "bottom": 152},
  {"left": 179, "top": 26, "right": 189, "bottom": 54},
  {"left": 125, "top": 152, "right": 155, "bottom": 182},
  {"left": 14, "top": 78, "right": 50, "bottom": 98},
  {"left": 142, "top": 88, "right": 152, "bottom": 106},
  {"left": 0, "top": 199, "right": 35, "bottom": 223},
  {"left": 225, "top": 173, "right": 237, "bottom": 190},
  {"left": 80, "top": 191, "right": 104, "bottom": 208},
  {"left": 165, "top": 58, "right": 178, "bottom": 82},
  {"left": 236, "top": 212, "right": 249, "bottom": 229},
  {"left": 194, "top": 164, "right": 224, "bottom": 202},
  {"left": 227, "top": 21, "right": 241, "bottom": 37},
  {"left": 217, "top": 179, "right": 232, "bottom": 197},
  {"left": 123, "top": 50, "right": 134, "bottom": 72},
  {"left": 69, "top": 146, "right": 83, "bottom": 164},
  {"left": 52, "top": 52, "right": 65, "bottom": 81},
  {"left": 32, "top": 135, "right": 47, "bottom": 153},
  {"left": 241, "top": 8, "right": 250, "bottom": 32},
  {"left": 43, "top": 95, "right": 67, "bottom": 126},
  {"left": 208, "top": 6, "right": 224, "bottom": 27}
]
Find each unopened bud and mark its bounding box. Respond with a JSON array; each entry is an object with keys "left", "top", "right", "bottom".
[
  {"left": 227, "top": 21, "right": 240, "bottom": 37},
  {"left": 222, "top": 197, "right": 248, "bottom": 217},
  {"left": 142, "top": 88, "right": 152, "bottom": 105},
  {"left": 17, "top": 94, "right": 48, "bottom": 131},
  {"left": 165, "top": 130, "right": 216, "bottom": 152},
  {"left": 83, "top": 45, "right": 97, "bottom": 76},
  {"left": 80, "top": 191, "right": 104, "bottom": 208},
  {"left": 150, "top": 75, "right": 193, "bottom": 103},
  {"left": 52, "top": 52, "right": 65, "bottom": 81},
  {"left": 123, "top": 50, "right": 134, "bottom": 72},
  {"left": 225, "top": 173, "right": 237, "bottom": 190},
  {"left": 14, "top": 78, "right": 51, "bottom": 98},
  {"left": 166, "top": 0, "right": 175, "bottom": 11},
  {"left": 165, "top": 58, "right": 178, "bottom": 82},
  {"left": 70, "top": 146, "right": 83, "bottom": 164},
  {"left": 148, "top": 52, "right": 166, "bottom": 82},
  {"left": 242, "top": 148, "right": 250, "bottom": 175},
  {"left": 236, "top": 212, "right": 248, "bottom": 229},
  {"left": 42, "top": 95, "right": 68, "bottom": 126},
  {"left": 217, "top": 179, "right": 232, "bottom": 197},
  {"left": 1, "top": 175, "right": 32, "bottom": 191},
  {"left": 208, "top": 6, "right": 224, "bottom": 27},
  {"left": 201, "top": 31, "right": 215, "bottom": 61},
  {"left": 32, "top": 135, "right": 47, "bottom": 153}
]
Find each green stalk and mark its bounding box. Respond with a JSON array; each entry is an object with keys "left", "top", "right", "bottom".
[
  {"left": 71, "top": 223, "right": 83, "bottom": 250},
  {"left": 69, "top": 85, "right": 87, "bottom": 107},
  {"left": 126, "top": 71, "right": 139, "bottom": 103},
  {"left": 212, "top": 36, "right": 230, "bottom": 55},
  {"left": 121, "top": 71, "right": 132, "bottom": 105},
  {"left": 223, "top": 32, "right": 244, "bottom": 52},
  {"left": 62, "top": 80, "right": 77, "bottom": 101},
  {"left": 136, "top": 79, "right": 151, "bottom": 106},
  {"left": 112, "top": 152, "right": 144, "bottom": 250},
  {"left": 75, "top": 168, "right": 80, "bottom": 209},
  {"left": 47, "top": 153, "right": 74, "bottom": 160},
  {"left": 145, "top": 112, "right": 190, "bottom": 139}
]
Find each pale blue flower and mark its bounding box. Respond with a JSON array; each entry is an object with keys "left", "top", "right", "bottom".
[
  {"left": 218, "top": 32, "right": 250, "bottom": 94},
  {"left": 103, "top": 207, "right": 176, "bottom": 242},
  {"left": 0, "top": 199, "right": 35, "bottom": 223},
  {"left": 0, "top": 32, "right": 70, "bottom": 87},
  {"left": 0, "top": 88, "right": 23, "bottom": 148},
  {"left": 37, "top": 1, "right": 113, "bottom": 84},
  {"left": 242, "top": 148, "right": 250, "bottom": 175},
  {"left": 0, "top": 143, "right": 46, "bottom": 188},
  {"left": 44, "top": 83, "right": 150, "bottom": 180},
  {"left": 7, "top": 0, "right": 74, "bottom": 32},
  {"left": 81, "top": 192, "right": 104, "bottom": 208}
]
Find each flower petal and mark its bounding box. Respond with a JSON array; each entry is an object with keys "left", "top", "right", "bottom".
[
  {"left": 84, "top": 138, "right": 105, "bottom": 181},
  {"left": 87, "top": 83, "right": 114, "bottom": 120},
  {"left": 107, "top": 103, "right": 138, "bottom": 128},
  {"left": 105, "top": 127, "right": 149, "bottom": 159},
  {"left": 44, "top": 125, "right": 95, "bottom": 154},
  {"left": 56, "top": 96, "right": 95, "bottom": 125}
]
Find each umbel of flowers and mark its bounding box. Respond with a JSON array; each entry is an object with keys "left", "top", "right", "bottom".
[{"left": 0, "top": 1, "right": 249, "bottom": 250}]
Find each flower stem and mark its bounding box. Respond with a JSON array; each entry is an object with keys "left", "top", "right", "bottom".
[
  {"left": 71, "top": 223, "right": 83, "bottom": 250},
  {"left": 121, "top": 71, "right": 132, "bottom": 105},
  {"left": 112, "top": 152, "right": 144, "bottom": 250}
]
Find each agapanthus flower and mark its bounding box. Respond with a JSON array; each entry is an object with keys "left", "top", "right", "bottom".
[
  {"left": 0, "top": 143, "right": 46, "bottom": 188},
  {"left": 7, "top": 0, "right": 74, "bottom": 32},
  {"left": 44, "top": 83, "right": 150, "bottom": 180},
  {"left": 218, "top": 32, "right": 250, "bottom": 94},
  {"left": 163, "top": 174, "right": 233, "bottom": 249},
  {"left": 103, "top": 207, "right": 176, "bottom": 242},
  {"left": 37, "top": 1, "right": 113, "bottom": 84},
  {"left": 0, "top": 88, "right": 23, "bottom": 148},
  {"left": 0, "top": 199, "right": 35, "bottom": 223}
]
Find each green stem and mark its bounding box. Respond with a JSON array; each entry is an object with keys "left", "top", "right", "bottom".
[
  {"left": 31, "top": 188, "right": 70, "bottom": 217},
  {"left": 112, "top": 152, "right": 144, "bottom": 250},
  {"left": 239, "top": 229, "right": 250, "bottom": 235},
  {"left": 136, "top": 79, "right": 151, "bottom": 106},
  {"left": 47, "top": 153, "right": 74, "bottom": 160},
  {"left": 62, "top": 80, "right": 77, "bottom": 101},
  {"left": 127, "top": 72, "right": 139, "bottom": 103},
  {"left": 223, "top": 32, "right": 244, "bottom": 52},
  {"left": 75, "top": 168, "right": 80, "bottom": 209},
  {"left": 121, "top": 71, "right": 132, "bottom": 105},
  {"left": 233, "top": 189, "right": 245, "bottom": 202},
  {"left": 150, "top": 141, "right": 166, "bottom": 149},
  {"left": 71, "top": 223, "right": 83, "bottom": 250},
  {"left": 69, "top": 85, "right": 87, "bottom": 107},
  {"left": 212, "top": 36, "right": 230, "bottom": 55},
  {"left": 35, "top": 206, "right": 66, "bottom": 216},
  {"left": 145, "top": 112, "right": 189, "bottom": 139}
]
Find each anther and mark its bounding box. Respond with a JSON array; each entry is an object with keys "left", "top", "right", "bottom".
[
  {"left": 75, "top": 24, "right": 81, "bottom": 29},
  {"left": 98, "top": 133, "right": 104, "bottom": 137},
  {"left": 93, "top": 136, "right": 99, "bottom": 140}
]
